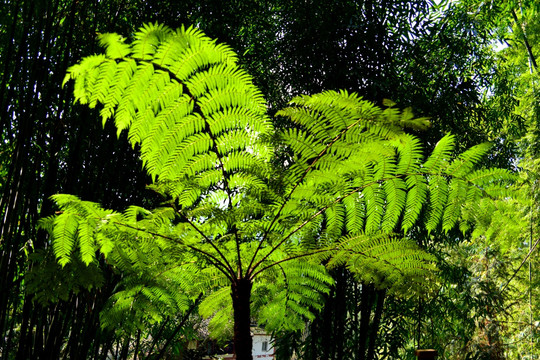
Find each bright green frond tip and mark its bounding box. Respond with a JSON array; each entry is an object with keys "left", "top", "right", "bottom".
[
  {"left": 43, "top": 195, "right": 118, "bottom": 267},
  {"left": 64, "top": 23, "right": 273, "bottom": 192}
]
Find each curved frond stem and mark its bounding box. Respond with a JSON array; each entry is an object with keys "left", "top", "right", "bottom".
[
  {"left": 247, "top": 117, "right": 365, "bottom": 276},
  {"left": 112, "top": 220, "right": 233, "bottom": 281},
  {"left": 250, "top": 248, "right": 333, "bottom": 280},
  {"left": 176, "top": 214, "right": 236, "bottom": 279},
  {"left": 250, "top": 174, "right": 408, "bottom": 276}
]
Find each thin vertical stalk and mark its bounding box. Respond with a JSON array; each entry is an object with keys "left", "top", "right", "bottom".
[
  {"left": 511, "top": 9, "right": 537, "bottom": 72},
  {"left": 133, "top": 329, "right": 141, "bottom": 360}
]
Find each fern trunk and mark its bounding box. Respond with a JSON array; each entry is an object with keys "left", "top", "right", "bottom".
[{"left": 232, "top": 278, "right": 253, "bottom": 360}]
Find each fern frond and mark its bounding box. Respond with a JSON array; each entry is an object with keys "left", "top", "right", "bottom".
[
  {"left": 394, "top": 133, "right": 424, "bottom": 174},
  {"left": 323, "top": 203, "right": 346, "bottom": 240},
  {"left": 254, "top": 254, "right": 333, "bottom": 331},
  {"left": 77, "top": 221, "right": 96, "bottom": 265},
  {"left": 37, "top": 216, "right": 56, "bottom": 234},
  {"left": 446, "top": 142, "right": 491, "bottom": 177},
  {"left": 426, "top": 175, "right": 449, "bottom": 233},
  {"left": 466, "top": 168, "right": 517, "bottom": 187},
  {"left": 273, "top": 91, "right": 434, "bottom": 242},
  {"left": 123, "top": 205, "right": 153, "bottom": 223},
  {"left": 401, "top": 174, "right": 428, "bottom": 232},
  {"left": 64, "top": 23, "right": 272, "bottom": 203},
  {"left": 381, "top": 177, "right": 407, "bottom": 233},
  {"left": 132, "top": 22, "right": 172, "bottom": 60},
  {"left": 343, "top": 194, "right": 365, "bottom": 234},
  {"left": 363, "top": 184, "right": 385, "bottom": 234},
  {"left": 98, "top": 32, "right": 131, "bottom": 59},
  {"left": 442, "top": 178, "right": 468, "bottom": 232},
  {"left": 52, "top": 212, "right": 79, "bottom": 267},
  {"left": 423, "top": 134, "right": 455, "bottom": 173},
  {"left": 100, "top": 60, "right": 137, "bottom": 125},
  {"left": 330, "top": 232, "right": 436, "bottom": 292}
]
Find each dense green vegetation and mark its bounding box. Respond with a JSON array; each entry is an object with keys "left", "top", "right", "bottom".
[{"left": 1, "top": 1, "right": 539, "bottom": 359}]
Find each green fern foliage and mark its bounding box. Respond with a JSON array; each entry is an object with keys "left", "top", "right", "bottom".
[
  {"left": 329, "top": 233, "right": 437, "bottom": 292},
  {"left": 63, "top": 23, "right": 273, "bottom": 205},
  {"left": 39, "top": 194, "right": 116, "bottom": 266},
  {"left": 255, "top": 259, "right": 333, "bottom": 331},
  {"left": 49, "top": 23, "right": 520, "bottom": 349},
  {"left": 42, "top": 195, "right": 207, "bottom": 333},
  {"left": 273, "top": 92, "right": 516, "bottom": 244}
]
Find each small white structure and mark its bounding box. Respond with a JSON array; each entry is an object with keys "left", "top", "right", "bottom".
[
  {"left": 200, "top": 327, "right": 274, "bottom": 359},
  {"left": 251, "top": 327, "right": 274, "bottom": 359}
]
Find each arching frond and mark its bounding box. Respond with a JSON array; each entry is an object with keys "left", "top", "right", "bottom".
[
  {"left": 52, "top": 212, "right": 79, "bottom": 267},
  {"left": 44, "top": 194, "right": 117, "bottom": 266},
  {"left": 401, "top": 174, "right": 428, "bottom": 233},
  {"left": 426, "top": 175, "right": 449, "bottom": 233},
  {"left": 63, "top": 23, "right": 273, "bottom": 206},
  {"left": 393, "top": 133, "right": 424, "bottom": 174},
  {"left": 330, "top": 233, "right": 437, "bottom": 292},
  {"left": 446, "top": 142, "right": 492, "bottom": 177},
  {"left": 423, "top": 133, "right": 455, "bottom": 173}
]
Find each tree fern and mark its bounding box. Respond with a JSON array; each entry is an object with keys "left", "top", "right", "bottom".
[{"left": 51, "top": 23, "right": 517, "bottom": 360}]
